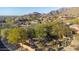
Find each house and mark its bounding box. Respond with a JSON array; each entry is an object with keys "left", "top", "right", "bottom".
[
  {"left": 15, "top": 17, "right": 27, "bottom": 25},
  {"left": 61, "top": 16, "right": 77, "bottom": 19},
  {"left": 30, "top": 20, "right": 38, "bottom": 25},
  {"left": 0, "top": 20, "right": 6, "bottom": 26}
]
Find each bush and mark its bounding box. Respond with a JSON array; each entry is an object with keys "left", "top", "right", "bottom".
[{"left": 7, "top": 27, "right": 27, "bottom": 44}]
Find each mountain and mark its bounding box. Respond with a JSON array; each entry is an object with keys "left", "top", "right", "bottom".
[
  {"left": 58, "top": 7, "right": 79, "bottom": 16},
  {"left": 1, "top": 7, "right": 79, "bottom": 22}
]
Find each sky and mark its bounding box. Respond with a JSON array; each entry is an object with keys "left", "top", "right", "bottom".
[{"left": 0, "top": 7, "right": 60, "bottom": 16}]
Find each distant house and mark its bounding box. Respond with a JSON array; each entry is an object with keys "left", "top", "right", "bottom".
[
  {"left": 15, "top": 17, "right": 27, "bottom": 25},
  {"left": 61, "top": 16, "right": 77, "bottom": 19},
  {"left": 0, "top": 20, "right": 6, "bottom": 26},
  {"left": 30, "top": 20, "right": 38, "bottom": 25}
]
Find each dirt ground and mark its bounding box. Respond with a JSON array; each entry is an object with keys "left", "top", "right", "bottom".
[{"left": 64, "top": 38, "right": 79, "bottom": 51}]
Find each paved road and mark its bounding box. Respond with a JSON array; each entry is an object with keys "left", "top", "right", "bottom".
[{"left": 0, "top": 37, "right": 9, "bottom": 51}]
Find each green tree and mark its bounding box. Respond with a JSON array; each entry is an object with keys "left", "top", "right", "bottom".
[
  {"left": 34, "top": 23, "right": 47, "bottom": 40},
  {"left": 5, "top": 18, "right": 15, "bottom": 25},
  {"left": 51, "top": 20, "right": 72, "bottom": 39},
  {"left": 7, "top": 27, "right": 27, "bottom": 44},
  {"left": 1, "top": 29, "right": 9, "bottom": 38}
]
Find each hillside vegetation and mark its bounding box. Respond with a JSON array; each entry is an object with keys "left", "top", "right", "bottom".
[{"left": 1, "top": 7, "right": 79, "bottom": 51}]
